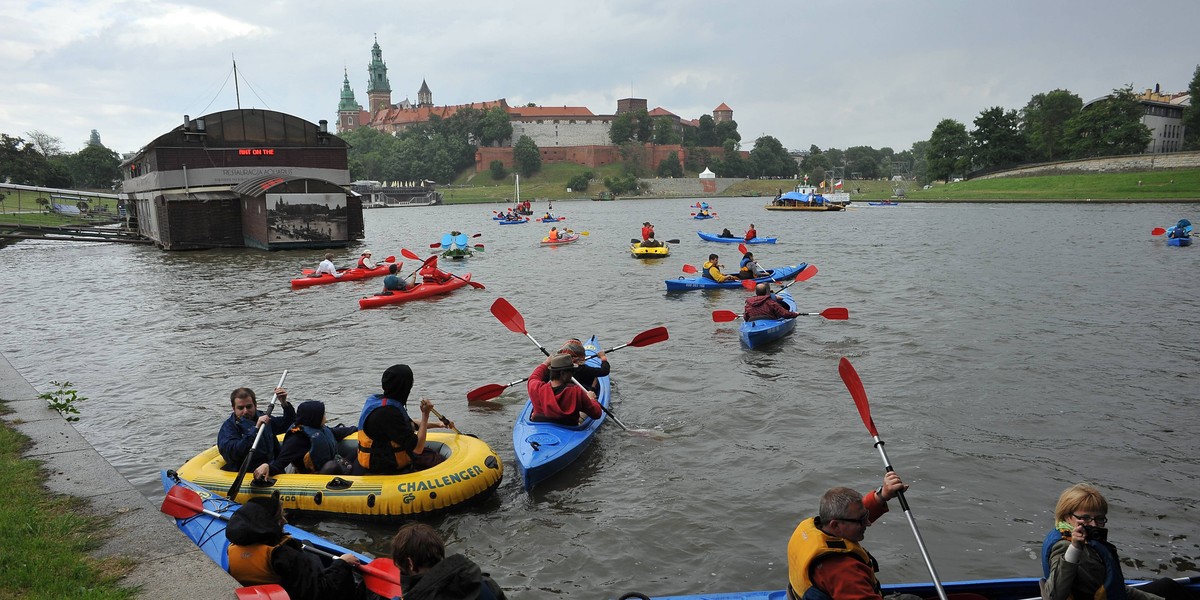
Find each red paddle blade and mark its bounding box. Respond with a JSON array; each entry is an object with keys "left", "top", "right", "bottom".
[
  {"left": 795, "top": 264, "right": 818, "bottom": 282},
  {"left": 490, "top": 297, "right": 527, "bottom": 334},
  {"left": 712, "top": 310, "right": 740, "bottom": 322},
  {"left": 738, "top": 243, "right": 748, "bottom": 254},
  {"left": 682, "top": 264, "right": 698, "bottom": 274},
  {"left": 628, "top": 326, "right": 669, "bottom": 346},
  {"left": 838, "top": 357, "right": 879, "bottom": 437},
  {"left": 467, "top": 383, "right": 507, "bottom": 402},
  {"left": 429, "top": 242, "right": 441, "bottom": 248},
  {"left": 161, "top": 486, "right": 205, "bottom": 519},
  {"left": 384, "top": 256, "right": 396, "bottom": 263},
  {"left": 1151, "top": 227, "right": 1166, "bottom": 236},
  {"left": 401, "top": 248, "right": 421, "bottom": 261},
  {"left": 361, "top": 558, "right": 402, "bottom": 599},
  {"left": 741, "top": 279, "right": 757, "bottom": 290},
  {"left": 236, "top": 585, "right": 291, "bottom": 600},
  {"left": 821, "top": 307, "right": 850, "bottom": 320}
]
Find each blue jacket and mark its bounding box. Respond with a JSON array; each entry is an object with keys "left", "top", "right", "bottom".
[{"left": 217, "top": 404, "right": 296, "bottom": 470}]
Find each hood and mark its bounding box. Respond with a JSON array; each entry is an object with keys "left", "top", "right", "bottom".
[
  {"left": 225, "top": 497, "right": 284, "bottom": 546},
  {"left": 382, "top": 364, "right": 414, "bottom": 403}
]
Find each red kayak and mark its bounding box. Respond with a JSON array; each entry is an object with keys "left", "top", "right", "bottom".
[
  {"left": 291, "top": 261, "right": 398, "bottom": 288},
  {"left": 358, "top": 274, "right": 473, "bottom": 309}
]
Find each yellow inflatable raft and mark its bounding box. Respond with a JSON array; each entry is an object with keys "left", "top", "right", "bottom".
[
  {"left": 175, "top": 432, "right": 503, "bottom": 520},
  {"left": 631, "top": 242, "right": 670, "bottom": 258}
]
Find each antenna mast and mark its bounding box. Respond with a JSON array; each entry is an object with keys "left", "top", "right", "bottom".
[{"left": 233, "top": 56, "right": 242, "bottom": 110}]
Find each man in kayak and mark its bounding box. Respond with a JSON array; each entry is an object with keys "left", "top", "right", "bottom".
[
  {"left": 786, "top": 471, "right": 912, "bottom": 600},
  {"left": 560, "top": 338, "right": 609, "bottom": 394},
  {"left": 358, "top": 249, "right": 377, "bottom": 269},
  {"left": 745, "top": 224, "right": 758, "bottom": 241},
  {"left": 225, "top": 495, "right": 362, "bottom": 598},
  {"left": 312, "top": 253, "right": 341, "bottom": 278},
  {"left": 527, "top": 354, "right": 602, "bottom": 426},
  {"left": 218, "top": 386, "right": 295, "bottom": 472},
  {"left": 252, "top": 400, "right": 357, "bottom": 480},
  {"left": 391, "top": 522, "right": 507, "bottom": 599},
  {"left": 1168, "top": 218, "right": 1192, "bottom": 239},
  {"left": 739, "top": 252, "right": 767, "bottom": 279},
  {"left": 744, "top": 283, "right": 800, "bottom": 321},
  {"left": 382, "top": 264, "right": 408, "bottom": 292},
  {"left": 355, "top": 364, "right": 451, "bottom": 475},
  {"left": 702, "top": 254, "right": 739, "bottom": 283}
]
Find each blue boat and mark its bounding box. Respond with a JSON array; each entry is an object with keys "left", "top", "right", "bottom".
[
  {"left": 1167, "top": 237, "right": 1193, "bottom": 246},
  {"left": 693, "top": 213, "right": 715, "bottom": 220},
  {"left": 625, "top": 576, "right": 1200, "bottom": 600},
  {"left": 665, "top": 263, "right": 807, "bottom": 291},
  {"left": 740, "top": 289, "right": 798, "bottom": 349},
  {"left": 868, "top": 201, "right": 900, "bottom": 206},
  {"left": 498, "top": 218, "right": 529, "bottom": 225},
  {"left": 512, "top": 335, "right": 611, "bottom": 491},
  {"left": 697, "top": 231, "right": 777, "bottom": 244},
  {"left": 539, "top": 217, "right": 566, "bottom": 222}
]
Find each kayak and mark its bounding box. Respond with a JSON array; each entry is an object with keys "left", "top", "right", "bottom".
[
  {"left": 541, "top": 233, "right": 581, "bottom": 246},
  {"left": 513, "top": 335, "right": 610, "bottom": 491},
  {"left": 693, "top": 214, "right": 715, "bottom": 220},
  {"left": 539, "top": 217, "right": 566, "bottom": 222},
  {"left": 631, "top": 242, "right": 670, "bottom": 258},
  {"left": 622, "top": 576, "right": 1200, "bottom": 600},
  {"left": 499, "top": 218, "right": 529, "bottom": 225},
  {"left": 665, "top": 263, "right": 808, "bottom": 291},
  {"left": 869, "top": 201, "right": 900, "bottom": 206},
  {"left": 290, "top": 261, "right": 397, "bottom": 288},
  {"left": 160, "top": 469, "right": 374, "bottom": 572},
  {"left": 1167, "top": 237, "right": 1193, "bottom": 247},
  {"left": 740, "top": 289, "right": 798, "bottom": 349},
  {"left": 697, "top": 231, "right": 777, "bottom": 244},
  {"left": 174, "top": 431, "right": 503, "bottom": 520},
  {"left": 358, "top": 274, "right": 473, "bottom": 309}
]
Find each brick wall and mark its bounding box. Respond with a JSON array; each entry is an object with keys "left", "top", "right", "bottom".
[
  {"left": 475, "top": 144, "right": 725, "bottom": 173},
  {"left": 974, "top": 151, "right": 1200, "bottom": 180}
]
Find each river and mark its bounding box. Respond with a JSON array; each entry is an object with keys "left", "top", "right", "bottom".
[{"left": 1, "top": 197, "right": 1197, "bottom": 598}]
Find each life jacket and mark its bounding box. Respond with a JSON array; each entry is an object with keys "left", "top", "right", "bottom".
[
  {"left": 787, "top": 517, "right": 879, "bottom": 600},
  {"left": 228, "top": 536, "right": 291, "bottom": 586},
  {"left": 746, "top": 230, "right": 757, "bottom": 240},
  {"left": 702, "top": 261, "right": 721, "bottom": 281},
  {"left": 1040, "top": 528, "right": 1127, "bottom": 600},
  {"left": 739, "top": 257, "right": 755, "bottom": 276},
  {"left": 356, "top": 394, "right": 413, "bottom": 471},
  {"left": 287, "top": 424, "right": 339, "bottom": 472},
  {"left": 358, "top": 256, "right": 372, "bottom": 268}
]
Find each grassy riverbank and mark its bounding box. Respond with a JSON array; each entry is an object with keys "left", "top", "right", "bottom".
[{"left": 0, "top": 413, "right": 135, "bottom": 599}]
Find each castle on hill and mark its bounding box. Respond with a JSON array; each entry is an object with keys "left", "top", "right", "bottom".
[{"left": 336, "top": 37, "right": 735, "bottom": 172}]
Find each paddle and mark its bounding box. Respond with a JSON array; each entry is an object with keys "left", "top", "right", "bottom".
[
  {"left": 227, "top": 371, "right": 288, "bottom": 500},
  {"left": 301, "top": 256, "right": 394, "bottom": 275},
  {"left": 427, "top": 405, "right": 461, "bottom": 435},
  {"left": 740, "top": 264, "right": 818, "bottom": 290},
  {"left": 563, "top": 229, "right": 589, "bottom": 236},
  {"left": 467, "top": 327, "right": 669, "bottom": 402},
  {"left": 838, "top": 357, "right": 949, "bottom": 600},
  {"left": 160, "top": 485, "right": 401, "bottom": 598},
  {"left": 631, "top": 239, "right": 680, "bottom": 245},
  {"left": 737, "top": 243, "right": 769, "bottom": 277},
  {"left": 1152, "top": 227, "right": 1166, "bottom": 236},
  {"left": 712, "top": 307, "right": 849, "bottom": 322},
  {"left": 488, "top": 298, "right": 638, "bottom": 431}
]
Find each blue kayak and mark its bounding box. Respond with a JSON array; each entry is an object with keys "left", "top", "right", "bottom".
[
  {"left": 498, "top": 218, "right": 529, "bottom": 225},
  {"left": 740, "top": 289, "right": 798, "bottom": 349},
  {"left": 693, "top": 214, "right": 715, "bottom": 220},
  {"left": 513, "top": 335, "right": 610, "bottom": 491},
  {"left": 665, "top": 263, "right": 807, "bottom": 291},
  {"left": 625, "top": 576, "right": 1200, "bottom": 600},
  {"left": 1167, "top": 237, "right": 1193, "bottom": 246},
  {"left": 697, "top": 231, "right": 777, "bottom": 244},
  {"left": 539, "top": 217, "right": 565, "bottom": 222}
]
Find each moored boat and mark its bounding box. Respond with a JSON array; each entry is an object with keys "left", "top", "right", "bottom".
[
  {"left": 358, "top": 274, "right": 473, "bottom": 309},
  {"left": 698, "top": 231, "right": 777, "bottom": 244},
  {"left": 290, "top": 261, "right": 397, "bottom": 288},
  {"left": 868, "top": 201, "right": 901, "bottom": 206},
  {"left": 665, "top": 263, "right": 808, "bottom": 291},
  {"left": 513, "top": 335, "right": 610, "bottom": 491},
  {"left": 766, "top": 191, "right": 845, "bottom": 212},
  {"left": 740, "top": 289, "right": 798, "bottom": 349},
  {"left": 174, "top": 431, "right": 503, "bottom": 520}
]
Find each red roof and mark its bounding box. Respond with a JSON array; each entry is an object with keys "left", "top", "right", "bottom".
[
  {"left": 714, "top": 102, "right": 732, "bottom": 112},
  {"left": 370, "top": 100, "right": 510, "bottom": 127},
  {"left": 648, "top": 107, "right": 678, "bottom": 118}
]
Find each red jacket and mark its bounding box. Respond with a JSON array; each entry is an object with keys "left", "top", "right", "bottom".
[
  {"left": 809, "top": 491, "right": 890, "bottom": 600},
  {"left": 527, "top": 363, "right": 603, "bottom": 424},
  {"left": 744, "top": 294, "right": 799, "bottom": 321},
  {"left": 745, "top": 228, "right": 757, "bottom": 240},
  {"left": 641, "top": 226, "right": 654, "bottom": 241}
]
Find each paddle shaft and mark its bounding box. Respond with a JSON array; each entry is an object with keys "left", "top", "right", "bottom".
[
  {"left": 572, "top": 377, "right": 628, "bottom": 430},
  {"left": 227, "top": 371, "right": 288, "bottom": 499},
  {"left": 871, "top": 434, "right": 946, "bottom": 600},
  {"left": 427, "top": 406, "right": 461, "bottom": 434}
]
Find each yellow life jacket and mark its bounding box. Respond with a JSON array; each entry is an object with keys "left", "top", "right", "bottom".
[
  {"left": 787, "top": 517, "right": 878, "bottom": 599},
  {"left": 228, "top": 535, "right": 290, "bottom": 586}
]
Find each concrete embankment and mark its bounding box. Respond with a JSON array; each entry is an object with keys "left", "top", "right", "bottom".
[{"left": 0, "top": 352, "right": 236, "bottom": 598}]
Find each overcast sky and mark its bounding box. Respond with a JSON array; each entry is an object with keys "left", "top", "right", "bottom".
[{"left": 3, "top": 0, "right": 1198, "bottom": 157}]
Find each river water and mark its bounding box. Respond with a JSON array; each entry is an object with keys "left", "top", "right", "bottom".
[{"left": 2, "top": 198, "right": 1198, "bottom": 598}]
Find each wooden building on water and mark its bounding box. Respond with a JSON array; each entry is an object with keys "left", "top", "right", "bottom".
[{"left": 119, "top": 109, "right": 364, "bottom": 250}]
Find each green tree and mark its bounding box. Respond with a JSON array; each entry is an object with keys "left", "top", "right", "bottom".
[
  {"left": 603, "top": 173, "right": 641, "bottom": 195},
  {"left": 686, "top": 114, "right": 718, "bottom": 147},
  {"left": 489, "top": 160, "right": 507, "bottom": 180},
  {"left": 1060, "top": 86, "right": 1151, "bottom": 158},
  {"left": 844, "top": 146, "right": 882, "bottom": 179},
  {"left": 683, "top": 146, "right": 711, "bottom": 173},
  {"left": 908, "top": 140, "right": 931, "bottom": 184},
  {"left": 714, "top": 120, "right": 741, "bottom": 148},
  {"left": 65, "top": 142, "right": 121, "bottom": 188},
  {"left": 567, "top": 172, "right": 591, "bottom": 192},
  {"left": 0, "top": 133, "right": 70, "bottom": 186},
  {"left": 926, "top": 119, "right": 970, "bottom": 182},
  {"left": 652, "top": 117, "right": 682, "bottom": 145},
  {"left": 479, "top": 106, "right": 513, "bottom": 147},
  {"left": 513, "top": 135, "right": 541, "bottom": 177},
  {"left": 712, "top": 140, "right": 748, "bottom": 177},
  {"left": 1183, "top": 65, "right": 1200, "bottom": 150},
  {"left": 656, "top": 151, "right": 684, "bottom": 178},
  {"left": 970, "top": 106, "right": 1026, "bottom": 170},
  {"left": 25, "top": 130, "right": 64, "bottom": 158},
  {"left": 800, "top": 146, "right": 831, "bottom": 173},
  {"left": 748, "top": 135, "right": 796, "bottom": 177},
  {"left": 1021, "top": 89, "right": 1082, "bottom": 161}
]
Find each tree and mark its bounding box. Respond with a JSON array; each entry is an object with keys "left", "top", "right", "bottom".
[
  {"left": 844, "top": 146, "right": 882, "bottom": 179},
  {"left": 479, "top": 106, "right": 513, "bottom": 147},
  {"left": 1060, "top": 86, "right": 1151, "bottom": 159},
  {"left": 714, "top": 120, "right": 741, "bottom": 148},
  {"left": 567, "top": 172, "right": 591, "bottom": 192},
  {"left": 65, "top": 142, "right": 121, "bottom": 188},
  {"left": 652, "top": 117, "right": 681, "bottom": 145},
  {"left": 512, "top": 135, "right": 541, "bottom": 177},
  {"left": 1183, "top": 65, "right": 1200, "bottom": 150},
  {"left": 0, "top": 133, "right": 70, "bottom": 186},
  {"left": 656, "top": 151, "right": 684, "bottom": 178},
  {"left": 926, "top": 119, "right": 970, "bottom": 182},
  {"left": 747, "top": 135, "right": 796, "bottom": 178},
  {"left": 1021, "top": 89, "right": 1082, "bottom": 162},
  {"left": 25, "top": 130, "right": 64, "bottom": 158},
  {"left": 687, "top": 114, "right": 718, "bottom": 147},
  {"left": 908, "top": 140, "right": 931, "bottom": 184},
  {"left": 970, "top": 106, "right": 1026, "bottom": 171},
  {"left": 712, "top": 140, "right": 748, "bottom": 177},
  {"left": 489, "top": 159, "right": 507, "bottom": 180}
]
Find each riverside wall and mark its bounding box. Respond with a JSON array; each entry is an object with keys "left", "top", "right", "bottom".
[{"left": 974, "top": 150, "right": 1200, "bottom": 180}]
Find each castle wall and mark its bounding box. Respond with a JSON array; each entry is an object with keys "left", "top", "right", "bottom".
[{"left": 511, "top": 120, "right": 612, "bottom": 147}]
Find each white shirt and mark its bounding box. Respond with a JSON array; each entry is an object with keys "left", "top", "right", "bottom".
[{"left": 315, "top": 259, "right": 340, "bottom": 277}]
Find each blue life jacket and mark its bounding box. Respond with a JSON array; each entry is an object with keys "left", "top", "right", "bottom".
[{"left": 1040, "top": 529, "right": 1127, "bottom": 600}]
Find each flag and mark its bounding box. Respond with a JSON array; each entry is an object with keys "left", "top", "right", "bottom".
[{"left": 834, "top": 179, "right": 844, "bottom": 189}]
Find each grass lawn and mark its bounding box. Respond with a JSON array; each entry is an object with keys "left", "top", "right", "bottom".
[{"left": 0, "top": 411, "right": 136, "bottom": 599}]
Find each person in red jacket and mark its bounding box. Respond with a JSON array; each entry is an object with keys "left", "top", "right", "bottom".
[
  {"left": 641, "top": 222, "right": 655, "bottom": 242},
  {"left": 527, "top": 354, "right": 602, "bottom": 426},
  {"left": 744, "top": 224, "right": 758, "bottom": 241},
  {"left": 744, "top": 283, "right": 800, "bottom": 321}
]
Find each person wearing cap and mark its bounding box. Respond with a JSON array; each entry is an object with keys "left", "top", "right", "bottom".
[
  {"left": 702, "top": 253, "right": 739, "bottom": 283},
  {"left": 218, "top": 386, "right": 295, "bottom": 473},
  {"left": 559, "top": 339, "right": 609, "bottom": 394},
  {"left": 527, "top": 354, "right": 602, "bottom": 426},
  {"left": 641, "top": 222, "right": 655, "bottom": 242},
  {"left": 225, "top": 494, "right": 361, "bottom": 598},
  {"left": 312, "top": 253, "right": 341, "bottom": 278},
  {"left": 357, "top": 249, "right": 377, "bottom": 270},
  {"left": 253, "top": 400, "right": 358, "bottom": 480},
  {"left": 744, "top": 283, "right": 800, "bottom": 322},
  {"left": 745, "top": 223, "right": 758, "bottom": 241},
  {"left": 355, "top": 365, "right": 452, "bottom": 475}
]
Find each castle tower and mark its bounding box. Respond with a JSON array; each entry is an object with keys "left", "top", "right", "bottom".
[
  {"left": 418, "top": 79, "right": 432, "bottom": 108},
  {"left": 713, "top": 102, "right": 733, "bottom": 124},
  {"left": 366, "top": 35, "right": 392, "bottom": 114},
  {"left": 337, "top": 68, "right": 362, "bottom": 133}
]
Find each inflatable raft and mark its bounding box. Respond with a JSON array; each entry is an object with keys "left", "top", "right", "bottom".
[{"left": 631, "top": 242, "right": 670, "bottom": 258}]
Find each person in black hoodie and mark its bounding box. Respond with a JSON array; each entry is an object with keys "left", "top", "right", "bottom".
[
  {"left": 226, "top": 495, "right": 362, "bottom": 600},
  {"left": 391, "top": 522, "right": 506, "bottom": 600}
]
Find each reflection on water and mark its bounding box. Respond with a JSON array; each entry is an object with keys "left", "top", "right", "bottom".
[{"left": 2, "top": 199, "right": 1198, "bottom": 598}]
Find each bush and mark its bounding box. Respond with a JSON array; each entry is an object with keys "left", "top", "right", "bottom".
[
  {"left": 489, "top": 160, "right": 507, "bottom": 180},
  {"left": 567, "top": 173, "right": 591, "bottom": 192}
]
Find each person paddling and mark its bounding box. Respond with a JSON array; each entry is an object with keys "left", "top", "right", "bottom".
[{"left": 312, "top": 253, "right": 341, "bottom": 278}]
